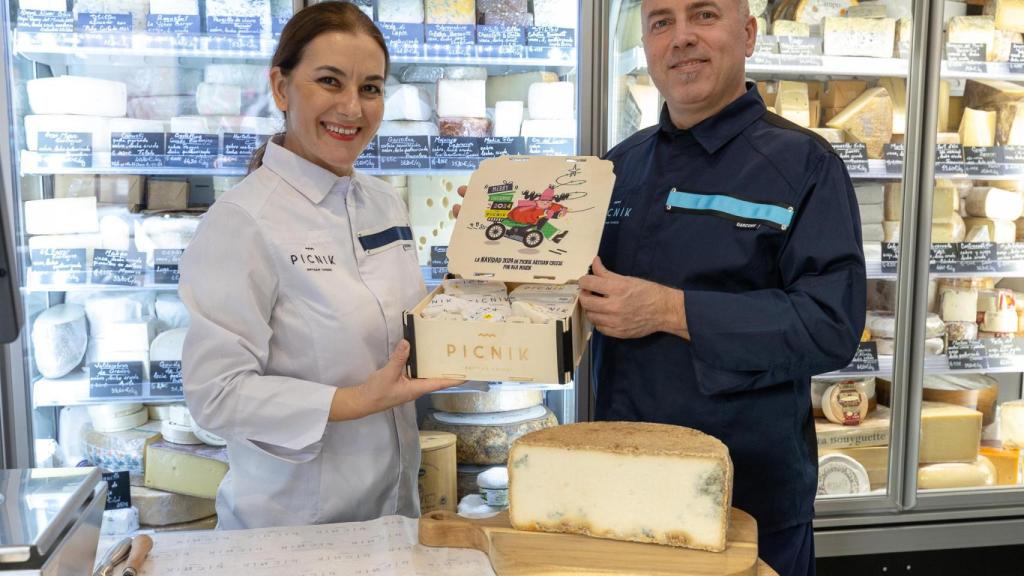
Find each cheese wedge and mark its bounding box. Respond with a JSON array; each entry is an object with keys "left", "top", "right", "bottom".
[
  {"left": 964, "top": 217, "right": 1016, "bottom": 243},
  {"left": 920, "top": 402, "right": 983, "bottom": 464},
  {"left": 964, "top": 79, "right": 1024, "bottom": 110},
  {"left": 826, "top": 87, "right": 894, "bottom": 159},
  {"left": 959, "top": 108, "right": 997, "bottom": 148},
  {"left": 509, "top": 422, "right": 733, "bottom": 552},
  {"left": 987, "top": 0, "right": 1024, "bottom": 33},
  {"left": 878, "top": 78, "right": 907, "bottom": 135},
  {"left": 996, "top": 102, "right": 1024, "bottom": 146},
  {"left": 776, "top": 80, "right": 811, "bottom": 128}
]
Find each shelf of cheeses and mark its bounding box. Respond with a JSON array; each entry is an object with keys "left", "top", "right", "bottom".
[
  {"left": 13, "top": 0, "right": 291, "bottom": 61},
  {"left": 21, "top": 195, "right": 205, "bottom": 292},
  {"left": 371, "top": 0, "right": 576, "bottom": 66},
  {"left": 30, "top": 292, "right": 189, "bottom": 406},
  {"left": 66, "top": 402, "right": 227, "bottom": 528},
  {"left": 19, "top": 68, "right": 280, "bottom": 175},
  {"left": 813, "top": 374, "right": 1024, "bottom": 496}
]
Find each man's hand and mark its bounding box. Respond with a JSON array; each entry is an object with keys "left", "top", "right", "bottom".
[
  {"left": 330, "top": 340, "right": 463, "bottom": 421},
  {"left": 578, "top": 257, "right": 690, "bottom": 340}
]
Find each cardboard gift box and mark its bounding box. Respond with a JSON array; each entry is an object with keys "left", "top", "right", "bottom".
[{"left": 404, "top": 155, "right": 615, "bottom": 384}]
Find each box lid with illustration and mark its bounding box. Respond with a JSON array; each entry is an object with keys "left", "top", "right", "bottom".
[{"left": 446, "top": 155, "right": 616, "bottom": 284}]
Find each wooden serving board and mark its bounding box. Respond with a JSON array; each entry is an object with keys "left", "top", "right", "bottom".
[{"left": 419, "top": 509, "right": 759, "bottom": 576}]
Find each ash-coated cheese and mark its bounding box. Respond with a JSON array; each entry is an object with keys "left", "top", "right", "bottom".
[
  {"left": 966, "top": 187, "right": 1023, "bottom": 220},
  {"left": 132, "top": 486, "right": 216, "bottom": 527},
  {"left": 378, "top": 0, "right": 425, "bottom": 23},
  {"left": 920, "top": 402, "right": 983, "bottom": 464},
  {"left": 32, "top": 304, "right": 88, "bottom": 379},
  {"left": 918, "top": 456, "right": 996, "bottom": 489},
  {"left": 532, "top": 0, "right": 579, "bottom": 28},
  {"left": 826, "top": 87, "right": 893, "bottom": 159},
  {"left": 421, "top": 405, "right": 559, "bottom": 465},
  {"left": 494, "top": 101, "right": 524, "bottom": 137},
  {"left": 509, "top": 422, "right": 733, "bottom": 552},
  {"left": 996, "top": 102, "right": 1024, "bottom": 146},
  {"left": 487, "top": 72, "right": 559, "bottom": 108},
  {"left": 823, "top": 17, "right": 897, "bottom": 59},
  {"left": 27, "top": 76, "right": 127, "bottom": 117},
  {"left": 947, "top": 16, "right": 997, "bottom": 61},
  {"left": 964, "top": 79, "right": 1024, "bottom": 110},
  {"left": 24, "top": 197, "right": 99, "bottom": 235},
  {"left": 528, "top": 82, "right": 575, "bottom": 121},
  {"left": 772, "top": 20, "right": 810, "bottom": 36},
  {"left": 1000, "top": 400, "right": 1024, "bottom": 448},
  {"left": 437, "top": 80, "right": 486, "bottom": 119},
  {"left": 384, "top": 84, "right": 433, "bottom": 122},
  {"left": 424, "top": 0, "right": 475, "bottom": 24},
  {"left": 144, "top": 440, "right": 229, "bottom": 499},
  {"left": 959, "top": 108, "right": 997, "bottom": 148},
  {"left": 430, "top": 389, "right": 543, "bottom": 414}
]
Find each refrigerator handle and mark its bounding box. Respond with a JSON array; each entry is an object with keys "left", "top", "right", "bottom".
[{"left": 893, "top": 0, "right": 946, "bottom": 513}]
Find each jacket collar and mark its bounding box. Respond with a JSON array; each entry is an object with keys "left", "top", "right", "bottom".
[
  {"left": 262, "top": 136, "right": 351, "bottom": 204},
  {"left": 658, "top": 82, "right": 766, "bottom": 154}
]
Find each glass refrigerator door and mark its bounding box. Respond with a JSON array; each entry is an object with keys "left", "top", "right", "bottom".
[
  {"left": 604, "top": 0, "right": 923, "bottom": 517},
  {"left": 907, "top": 2, "right": 1024, "bottom": 511},
  {"left": 4, "top": 0, "right": 295, "bottom": 519},
  {"left": 365, "top": 0, "right": 585, "bottom": 506}
]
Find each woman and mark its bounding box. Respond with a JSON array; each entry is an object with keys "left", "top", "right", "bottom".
[{"left": 178, "top": 2, "right": 459, "bottom": 530}]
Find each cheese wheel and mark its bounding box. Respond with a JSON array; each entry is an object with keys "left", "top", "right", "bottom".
[
  {"left": 918, "top": 456, "right": 996, "bottom": 490},
  {"left": 925, "top": 313, "right": 945, "bottom": 338},
  {"left": 191, "top": 424, "right": 227, "bottom": 447},
  {"left": 32, "top": 304, "right": 88, "bottom": 379},
  {"left": 966, "top": 187, "right": 1023, "bottom": 220},
  {"left": 811, "top": 378, "right": 876, "bottom": 418},
  {"left": 817, "top": 453, "right": 871, "bottom": 496},
  {"left": 91, "top": 407, "right": 148, "bottom": 433},
  {"left": 133, "top": 486, "right": 216, "bottom": 527},
  {"left": 934, "top": 213, "right": 967, "bottom": 243},
  {"left": 147, "top": 404, "right": 172, "bottom": 421},
  {"left": 923, "top": 374, "right": 999, "bottom": 426},
  {"left": 422, "top": 405, "right": 558, "bottom": 465},
  {"left": 430, "top": 389, "right": 543, "bottom": 414},
  {"left": 88, "top": 403, "right": 145, "bottom": 420},
  {"left": 865, "top": 311, "right": 897, "bottom": 339},
  {"left": 822, "top": 383, "right": 869, "bottom": 426},
  {"left": 161, "top": 420, "right": 202, "bottom": 445}
]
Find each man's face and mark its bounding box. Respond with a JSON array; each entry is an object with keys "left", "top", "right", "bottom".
[{"left": 641, "top": 0, "right": 756, "bottom": 123}]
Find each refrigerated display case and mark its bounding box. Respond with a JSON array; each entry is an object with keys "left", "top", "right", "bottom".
[
  {"left": 0, "top": 0, "right": 300, "bottom": 529},
  {"left": 601, "top": 0, "right": 1024, "bottom": 557}
]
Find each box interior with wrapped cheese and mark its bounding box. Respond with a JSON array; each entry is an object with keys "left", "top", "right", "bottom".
[{"left": 404, "top": 155, "right": 614, "bottom": 384}]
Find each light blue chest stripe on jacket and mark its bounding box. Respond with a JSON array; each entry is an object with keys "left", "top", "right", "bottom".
[{"left": 666, "top": 190, "right": 794, "bottom": 229}]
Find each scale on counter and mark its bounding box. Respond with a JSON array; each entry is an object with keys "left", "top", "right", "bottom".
[{"left": 0, "top": 468, "right": 108, "bottom": 575}]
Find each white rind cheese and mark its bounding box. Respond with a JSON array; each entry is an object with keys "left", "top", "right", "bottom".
[
  {"left": 27, "top": 76, "right": 127, "bottom": 117},
  {"left": 493, "top": 101, "right": 525, "bottom": 137},
  {"left": 384, "top": 84, "right": 433, "bottom": 122},
  {"left": 155, "top": 295, "right": 190, "bottom": 332},
  {"left": 1000, "top": 400, "right": 1024, "bottom": 448},
  {"left": 150, "top": 328, "right": 187, "bottom": 362},
  {"left": 509, "top": 422, "right": 733, "bottom": 552},
  {"left": 437, "top": 80, "right": 486, "bottom": 119},
  {"left": 32, "top": 304, "right": 88, "bottom": 379},
  {"left": 823, "top": 17, "right": 897, "bottom": 59}
]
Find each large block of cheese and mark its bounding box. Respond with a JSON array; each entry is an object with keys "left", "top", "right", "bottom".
[
  {"left": 436, "top": 80, "right": 486, "bottom": 119},
  {"left": 948, "top": 16, "right": 996, "bottom": 61},
  {"left": 996, "top": 102, "right": 1024, "bottom": 146},
  {"left": 527, "top": 82, "right": 574, "bottom": 121},
  {"left": 144, "top": 440, "right": 228, "bottom": 499},
  {"left": 878, "top": 78, "right": 907, "bottom": 135},
  {"left": 425, "top": 0, "right": 475, "bottom": 24},
  {"left": 826, "top": 87, "right": 893, "bottom": 159},
  {"left": 965, "top": 187, "right": 1023, "bottom": 220},
  {"left": 378, "top": 0, "right": 425, "bottom": 23},
  {"left": 509, "top": 422, "right": 733, "bottom": 552},
  {"left": 1001, "top": 400, "right": 1024, "bottom": 448},
  {"left": 918, "top": 456, "right": 996, "bottom": 490},
  {"left": 27, "top": 76, "right": 127, "bottom": 117},
  {"left": 959, "top": 108, "right": 997, "bottom": 147},
  {"left": 932, "top": 186, "right": 959, "bottom": 222},
  {"left": 964, "top": 217, "right": 1016, "bottom": 243},
  {"left": 32, "top": 304, "right": 88, "bottom": 379},
  {"left": 24, "top": 197, "right": 99, "bottom": 235},
  {"left": 132, "top": 486, "right": 216, "bottom": 527},
  {"left": 934, "top": 213, "right": 966, "bottom": 243},
  {"left": 421, "top": 405, "right": 558, "bottom": 465},
  {"left": 964, "top": 79, "right": 1024, "bottom": 110},
  {"left": 776, "top": 81, "right": 811, "bottom": 128},
  {"left": 486, "top": 72, "right": 558, "bottom": 108},
  {"left": 823, "top": 17, "right": 897, "bottom": 59},
  {"left": 920, "top": 402, "right": 982, "bottom": 464},
  {"left": 384, "top": 84, "right": 433, "bottom": 122},
  {"left": 989, "top": 0, "right": 1024, "bottom": 33}
]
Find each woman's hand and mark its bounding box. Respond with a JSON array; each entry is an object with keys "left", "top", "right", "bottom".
[
  {"left": 452, "top": 185, "right": 466, "bottom": 218},
  {"left": 329, "top": 340, "right": 462, "bottom": 421}
]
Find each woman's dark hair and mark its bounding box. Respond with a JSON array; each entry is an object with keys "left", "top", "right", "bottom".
[{"left": 248, "top": 1, "right": 390, "bottom": 173}]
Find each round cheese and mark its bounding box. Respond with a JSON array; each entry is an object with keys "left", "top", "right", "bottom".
[
  {"left": 90, "top": 406, "right": 148, "bottom": 433},
  {"left": 150, "top": 327, "right": 187, "bottom": 362},
  {"left": 161, "top": 421, "right": 202, "bottom": 445},
  {"left": 192, "top": 424, "right": 227, "bottom": 447},
  {"left": 477, "top": 466, "right": 509, "bottom": 490},
  {"left": 812, "top": 378, "right": 876, "bottom": 418},
  {"left": 147, "top": 404, "right": 172, "bottom": 421},
  {"left": 32, "top": 304, "right": 88, "bottom": 379},
  {"left": 945, "top": 321, "right": 978, "bottom": 341},
  {"left": 430, "top": 389, "right": 543, "bottom": 414},
  {"left": 865, "top": 311, "right": 896, "bottom": 339},
  {"left": 88, "top": 403, "right": 144, "bottom": 420},
  {"left": 421, "top": 405, "right": 558, "bottom": 465},
  {"left": 817, "top": 453, "right": 870, "bottom": 496},
  {"left": 132, "top": 486, "right": 216, "bottom": 527},
  {"left": 918, "top": 456, "right": 996, "bottom": 490},
  {"left": 822, "top": 383, "right": 869, "bottom": 426},
  {"left": 167, "top": 403, "right": 194, "bottom": 427}
]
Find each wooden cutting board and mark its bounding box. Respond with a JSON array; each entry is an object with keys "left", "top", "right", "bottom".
[{"left": 419, "top": 508, "right": 759, "bottom": 576}]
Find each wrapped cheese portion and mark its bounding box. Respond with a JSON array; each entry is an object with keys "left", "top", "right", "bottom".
[{"left": 509, "top": 422, "right": 733, "bottom": 552}]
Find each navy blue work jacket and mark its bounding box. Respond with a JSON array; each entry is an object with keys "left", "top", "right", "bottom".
[{"left": 593, "top": 83, "right": 867, "bottom": 533}]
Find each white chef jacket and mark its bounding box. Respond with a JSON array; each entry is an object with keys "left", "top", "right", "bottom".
[{"left": 178, "top": 137, "right": 426, "bottom": 529}]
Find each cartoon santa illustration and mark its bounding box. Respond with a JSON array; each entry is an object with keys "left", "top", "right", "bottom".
[{"left": 507, "top": 186, "right": 568, "bottom": 227}]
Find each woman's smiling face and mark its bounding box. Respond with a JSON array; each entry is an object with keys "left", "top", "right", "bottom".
[{"left": 270, "top": 31, "right": 386, "bottom": 177}]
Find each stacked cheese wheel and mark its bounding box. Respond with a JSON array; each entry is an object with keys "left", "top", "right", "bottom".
[
  {"left": 422, "top": 388, "right": 556, "bottom": 501},
  {"left": 811, "top": 376, "right": 882, "bottom": 496},
  {"left": 938, "top": 280, "right": 1024, "bottom": 343},
  {"left": 865, "top": 310, "right": 944, "bottom": 357}
]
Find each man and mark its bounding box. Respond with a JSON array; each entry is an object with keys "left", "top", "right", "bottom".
[{"left": 578, "top": 1, "right": 865, "bottom": 575}]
